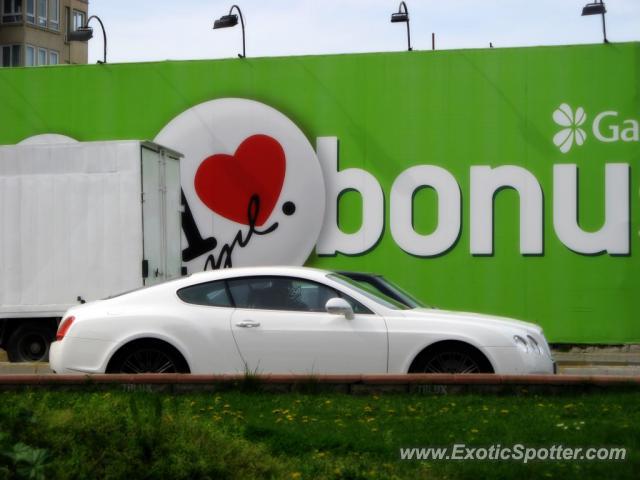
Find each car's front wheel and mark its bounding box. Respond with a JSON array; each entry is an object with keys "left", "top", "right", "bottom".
[
  {"left": 106, "top": 340, "right": 190, "bottom": 374},
  {"left": 409, "top": 342, "right": 493, "bottom": 374}
]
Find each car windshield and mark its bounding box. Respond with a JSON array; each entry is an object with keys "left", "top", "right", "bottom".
[{"left": 328, "top": 273, "right": 422, "bottom": 310}]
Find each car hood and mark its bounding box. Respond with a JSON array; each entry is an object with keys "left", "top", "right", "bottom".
[{"left": 400, "top": 308, "right": 543, "bottom": 335}]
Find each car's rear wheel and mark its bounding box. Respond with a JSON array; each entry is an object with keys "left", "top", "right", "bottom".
[
  {"left": 409, "top": 342, "right": 493, "bottom": 374},
  {"left": 106, "top": 340, "right": 189, "bottom": 374}
]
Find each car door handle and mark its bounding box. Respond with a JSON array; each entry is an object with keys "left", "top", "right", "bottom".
[{"left": 235, "top": 320, "right": 261, "bottom": 328}]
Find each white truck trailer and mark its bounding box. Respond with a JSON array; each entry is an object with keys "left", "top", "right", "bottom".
[{"left": 0, "top": 140, "right": 183, "bottom": 361}]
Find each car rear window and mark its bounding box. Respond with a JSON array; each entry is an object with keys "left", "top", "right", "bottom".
[{"left": 177, "top": 280, "right": 233, "bottom": 307}]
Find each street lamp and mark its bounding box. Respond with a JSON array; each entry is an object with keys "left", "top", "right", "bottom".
[
  {"left": 390, "top": 1, "right": 412, "bottom": 51},
  {"left": 581, "top": 1, "right": 609, "bottom": 44},
  {"left": 213, "top": 5, "right": 246, "bottom": 58},
  {"left": 67, "top": 15, "right": 108, "bottom": 64}
]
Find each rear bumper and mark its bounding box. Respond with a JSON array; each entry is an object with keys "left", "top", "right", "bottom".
[{"left": 49, "top": 337, "right": 115, "bottom": 374}]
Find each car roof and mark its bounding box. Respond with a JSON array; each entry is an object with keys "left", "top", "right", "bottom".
[
  {"left": 102, "top": 266, "right": 342, "bottom": 305},
  {"left": 184, "top": 265, "right": 333, "bottom": 283}
]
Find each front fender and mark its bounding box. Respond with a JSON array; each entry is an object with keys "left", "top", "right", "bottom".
[{"left": 392, "top": 333, "right": 499, "bottom": 374}]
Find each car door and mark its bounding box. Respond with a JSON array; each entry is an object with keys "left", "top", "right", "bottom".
[
  {"left": 175, "top": 279, "right": 246, "bottom": 373},
  {"left": 228, "top": 276, "right": 388, "bottom": 374}
]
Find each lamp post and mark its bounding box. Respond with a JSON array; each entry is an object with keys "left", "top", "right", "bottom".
[
  {"left": 67, "top": 15, "right": 108, "bottom": 64},
  {"left": 213, "top": 5, "right": 246, "bottom": 58},
  {"left": 581, "top": 1, "right": 609, "bottom": 44},
  {"left": 390, "top": 1, "right": 412, "bottom": 51}
]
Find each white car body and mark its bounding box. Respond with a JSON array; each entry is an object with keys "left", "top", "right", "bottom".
[{"left": 50, "top": 266, "right": 555, "bottom": 375}]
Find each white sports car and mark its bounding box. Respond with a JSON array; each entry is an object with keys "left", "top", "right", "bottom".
[{"left": 50, "top": 267, "right": 555, "bottom": 375}]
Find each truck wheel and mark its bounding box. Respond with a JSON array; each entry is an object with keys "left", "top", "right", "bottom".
[{"left": 6, "top": 325, "right": 54, "bottom": 362}]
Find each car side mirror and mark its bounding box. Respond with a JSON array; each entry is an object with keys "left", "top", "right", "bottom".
[{"left": 325, "top": 297, "right": 354, "bottom": 320}]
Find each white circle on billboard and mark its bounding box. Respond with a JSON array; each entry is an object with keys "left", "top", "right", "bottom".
[{"left": 155, "top": 98, "right": 325, "bottom": 270}]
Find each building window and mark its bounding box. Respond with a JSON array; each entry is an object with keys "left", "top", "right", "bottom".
[
  {"left": 36, "top": 0, "right": 45, "bottom": 26},
  {"left": 25, "top": 44, "right": 35, "bottom": 65},
  {"left": 1, "top": 44, "right": 22, "bottom": 67},
  {"left": 72, "top": 8, "right": 84, "bottom": 30},
  {"left": 2, "top": 0, "right": 23, "bottom": 23},
  {"left": 25, "top": 0, "right": 33, "bottom": 23},
  {"left": 48, "top": 49, "right": 57, "bottom": 64},
  {"left": 48, "top": 0, "right": 57, "bottom": 29},
  {"left": 37, "top": 47, "right": 46, "bottom": 65}
]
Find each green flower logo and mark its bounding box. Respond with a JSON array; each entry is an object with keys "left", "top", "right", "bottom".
[{"left": 553, "top": 104, "right": 587, "bottom": 153}]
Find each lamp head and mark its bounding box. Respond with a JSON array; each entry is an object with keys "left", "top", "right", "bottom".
[
  {"left": 214, "top": 14, "right": 238, "bottom": 29},
  {"left": 391, "top": 12, "right": 409, "bottom": 23},
  {"left": 582, "top": 2, "right": 606, "bottom": 16},
  {"left": 67, "top": 26, "right": 93, "bottom": 42}
]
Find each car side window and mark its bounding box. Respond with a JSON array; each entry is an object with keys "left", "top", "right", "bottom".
[
  {"left": 177, "top": 280, "right": 233, "bottom": 307},
  {"left": 227, "top": 276, "right": 372, "bottom": 314}
]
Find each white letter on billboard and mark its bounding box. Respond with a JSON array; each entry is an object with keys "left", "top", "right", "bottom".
[
  {"left": 592, "top": 111, "right": 619, "bottom": 142},
  {"left": 315, "top": 137, "right": 384, "bottom": 255},
  {"left": 470, "top": 166, "right": 543, "bottom": 255},
  {"left": 390, "top": 165, "right": 461, "bottom": 256},
  {"left": 621, "top": 119, "right": 639, "bottom": 142},
  {"left": 553, "top": 164, "right": 629, "bottom": 255}
]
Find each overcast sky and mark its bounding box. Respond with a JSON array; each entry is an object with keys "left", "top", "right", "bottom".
[{"left": 87, "top": 0, "right": 640, "bottom": 63}]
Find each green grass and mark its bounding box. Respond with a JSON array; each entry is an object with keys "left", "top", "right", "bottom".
[{"left": 0, "top": 389, "right": 637, "bottom": 479}]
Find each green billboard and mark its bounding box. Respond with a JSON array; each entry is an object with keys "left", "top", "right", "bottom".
[{"left": 0, "top": 42, "right": 637, "bottom": 343}]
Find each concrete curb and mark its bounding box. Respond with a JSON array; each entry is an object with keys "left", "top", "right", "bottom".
[
  {"left": 0, "top": 363, "right": 52, "bottom": 374},
  {"left": 553, "top": 351, "right": 640, "bottom": 366},
  {"left": 0, "top": 374, "right": 639, "bottom": 394}
]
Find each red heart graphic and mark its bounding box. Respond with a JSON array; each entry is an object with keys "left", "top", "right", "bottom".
[{"left": 194, "top": 134, "right": 286, "bottom": 227}]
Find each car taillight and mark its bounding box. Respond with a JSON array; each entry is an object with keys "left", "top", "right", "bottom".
[{"left": 56, "top": 316, "right": 75, "bottom": 341}]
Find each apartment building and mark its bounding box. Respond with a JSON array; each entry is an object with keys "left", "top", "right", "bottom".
[{"left": 0, "top": 0, "right": 88, "bottom": 67}]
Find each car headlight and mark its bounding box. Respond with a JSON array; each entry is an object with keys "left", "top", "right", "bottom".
[
  {"left": 527, "top": 335, "right": 541, "bottom": 355},
  {"left": 513, "top": 335, "right": 529, "bottom": 353}
]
